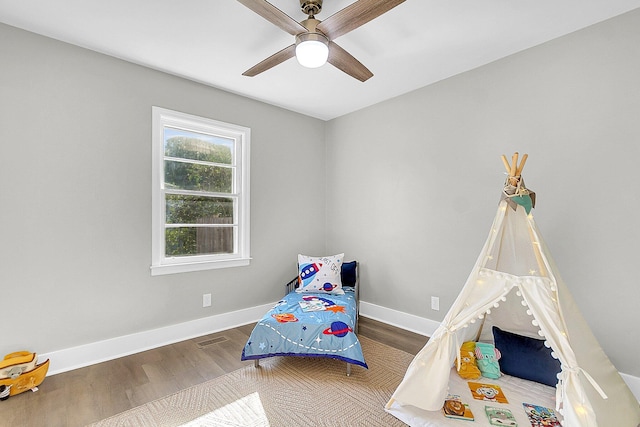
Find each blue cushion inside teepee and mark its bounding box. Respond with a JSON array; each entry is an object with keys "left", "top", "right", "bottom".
[{"left": 493, "top": 326, "right": 562, "bottom": 387}]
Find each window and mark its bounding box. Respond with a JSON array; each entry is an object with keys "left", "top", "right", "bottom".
[{"left": 151, "top": 107, "right": 250, "bottom": 275}]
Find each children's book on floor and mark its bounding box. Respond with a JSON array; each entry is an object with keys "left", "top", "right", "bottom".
[
  {"left": 442, "top": 394, "right": 474, "bottom": 421},
  {"left": 485, "top": 406, "right": 517, "bottom": 426},
  {"left": 522, "top": 403, "right": 561, "bottom": 427},
  {"left": 468, "top": 381, "right": 509, "bottom": 404}
]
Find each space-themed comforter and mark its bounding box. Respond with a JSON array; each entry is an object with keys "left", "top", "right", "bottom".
[{"left": 241, "top": 287, "right": 367, "bottom": 368}]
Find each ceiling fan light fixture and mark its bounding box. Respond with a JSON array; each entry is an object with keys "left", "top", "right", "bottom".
[{"left": 295, "top": 32, "right": 329, "bottom": 68}]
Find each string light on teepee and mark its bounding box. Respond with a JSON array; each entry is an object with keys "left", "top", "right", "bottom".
[{"left": 575, "top": 405, "right": 588, "bottom": 416}]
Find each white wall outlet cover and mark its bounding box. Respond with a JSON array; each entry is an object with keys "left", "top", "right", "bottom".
[{"left": 203, "top": 293, "right": 212, "bottom": 307}]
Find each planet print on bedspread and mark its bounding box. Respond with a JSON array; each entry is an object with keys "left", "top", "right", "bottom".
[{"left": 323, "top": 321, "right": 352, "bottom": 338}]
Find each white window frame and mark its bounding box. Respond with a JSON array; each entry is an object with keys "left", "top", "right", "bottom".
[{"left": 151, "top": 107, "right": 250, "bottom": 275}]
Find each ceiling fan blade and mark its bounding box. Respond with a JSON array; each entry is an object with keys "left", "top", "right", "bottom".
[
  {"left": 242, "top": 44, "right": 296, "bottom": 77},
  {"left": 236, "top": 0, "right": 307, "bottom": 36},
  {"left": 327, "top": 41, "right": 373, "bottom": 82},
  {"left": 317, "top": 0, "right": 406, "bottom": 40}
]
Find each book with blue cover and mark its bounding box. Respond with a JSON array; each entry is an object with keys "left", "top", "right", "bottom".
[{"left": 522, "top": 403, "right": 561, "bottom": 427}]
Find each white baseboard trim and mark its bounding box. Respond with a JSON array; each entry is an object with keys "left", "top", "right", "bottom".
[
  {"left": 40, "top": 302, "right": 275, "bottom": 376},
  {"left": 359, "top": 300, "right": 439, "bottom": 337},
  {"left": 39, "top": 299, "right": 640, "bottom": 403}
]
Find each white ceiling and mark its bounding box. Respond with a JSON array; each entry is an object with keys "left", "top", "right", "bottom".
[{"left": 2, "top": 0, "right": 639, "bottom": 120}]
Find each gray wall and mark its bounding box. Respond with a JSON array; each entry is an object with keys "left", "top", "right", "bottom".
[
  {"left": 2, "top": 7, "right": 639, "bottom": 379},
  {"left": 0, "top": 23, "right": 326, "bottom": 354},
  {"left": 325, "top": 9, "right": 640, "bottom": 376}
]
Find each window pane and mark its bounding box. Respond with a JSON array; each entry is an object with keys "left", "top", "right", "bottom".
[
  {"left": 164, "top": 127, "right": 233, "bottom": 165},
  {"left": 166, "top": 195, "right": 233, "bottom": 224},
  {"left": 152, "top": 107, "right": 250, "bottom": 274},
  {"left": 165, "top": 226, "right": 235, "bottom": 256},
  {"left": 164, "top": 160, "right": 232, "bottom": 193}
]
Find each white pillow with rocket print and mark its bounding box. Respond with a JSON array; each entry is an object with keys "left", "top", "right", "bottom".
[{"left": 296, "top": 253, "right": 344, "bottom": 295}]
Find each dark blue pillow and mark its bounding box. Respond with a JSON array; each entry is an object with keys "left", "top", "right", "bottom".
[
  {"left": 492, "top": 326, "right": 561, "bottom": 387},
  {"left": 341, "top": 261, "right": 357, "bottom": 287}
]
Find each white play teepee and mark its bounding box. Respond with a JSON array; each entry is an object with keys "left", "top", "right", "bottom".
[{"left": 386, "top": 154, "right": 640, "bottom": 426}]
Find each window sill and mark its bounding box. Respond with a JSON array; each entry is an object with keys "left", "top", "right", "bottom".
[{"left": 150, "top": 257, "right": 251, "bottom": 276}]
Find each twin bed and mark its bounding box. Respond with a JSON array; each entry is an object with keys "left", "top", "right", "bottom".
[{"left": 241, "top": 257, "right": 367, "bottom": 375}]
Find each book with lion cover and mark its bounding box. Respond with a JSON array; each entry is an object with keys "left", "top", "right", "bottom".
[
  {"left": 467, "top": 381, "right": 509, "bottom": 404},
  {"left": 442, "top": 394, "right": 474, "bottom": 421}
]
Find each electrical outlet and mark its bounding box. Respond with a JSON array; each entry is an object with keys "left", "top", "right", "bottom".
[
  {"left": 203, "top": 293, "right": 212, "bottom": 308},
  {"left": 431, "top": 296, "right": 440, "bottom": 311}
]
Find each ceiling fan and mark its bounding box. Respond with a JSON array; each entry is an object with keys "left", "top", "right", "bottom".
[{"left": 237, "top": 0, "right": 406, "bottom": 82}]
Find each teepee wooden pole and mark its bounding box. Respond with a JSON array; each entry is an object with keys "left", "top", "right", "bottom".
[
  {"left": 501, "top": 155, "right": 511, "bottom": 174},
  {"left": 516, "top": 153, "right": 528, "bottom": 176},
  {"left": 502, "top": 152, "right": 529, "bottom": 186}
]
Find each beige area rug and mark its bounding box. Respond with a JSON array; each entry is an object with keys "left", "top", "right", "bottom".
[{"left": 88, "top": 336, "right": 414, "bottom": 427}]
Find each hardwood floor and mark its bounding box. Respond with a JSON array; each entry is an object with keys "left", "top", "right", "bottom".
[{"left": 2, "top": 317, "right": 428, "bottom": 427}]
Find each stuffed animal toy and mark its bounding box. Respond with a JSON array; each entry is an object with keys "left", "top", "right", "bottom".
[
  {"left": 456, "top": 341, "right": 481, "bottom": 379},
  {"left": 475, "top": 342, "right": 502, "bottom": 379}
]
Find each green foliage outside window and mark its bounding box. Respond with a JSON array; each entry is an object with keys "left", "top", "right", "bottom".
[{"left": 163, "top": 136, "right": 234, "bottom": 256}]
